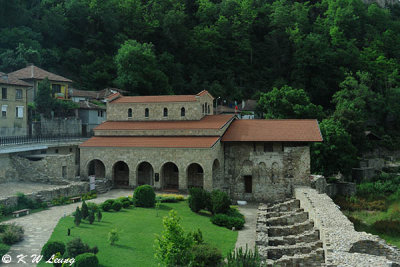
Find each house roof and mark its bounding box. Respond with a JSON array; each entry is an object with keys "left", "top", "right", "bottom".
[
  {"left": 9, "top": 65, "right": 72, "bottom": 83},
  {"left": 94, "top": 114, "right": 235, "bottom": 131},
  {"left": 110, "top": 90, "right": 213, "bottom": 104},
  {"left": 221, "top": 119, "right": 323, "bottom": 142},
  {"left": 80, "top": 136, "right": 220, "bottom": 148},
  {"left": 69, "top": 88, "right": 127, "bottom": 100},
  {"left": 0, "top": 72, "right": 31, "bottom": 87},
  {"left": 77, "top": 101, "right": 106, "bottom": 110}
]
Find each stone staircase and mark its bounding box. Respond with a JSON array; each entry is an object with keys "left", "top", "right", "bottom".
[
  {"left": 95, "top": 179, "right": 112, "bottom": 194},
  {"left": 256, "top": 199, "right": 325, "bottom": 266}
]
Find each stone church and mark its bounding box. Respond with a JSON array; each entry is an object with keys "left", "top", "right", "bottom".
[{"left": 80, "top": 90, "right": 322, "bottom": 202}]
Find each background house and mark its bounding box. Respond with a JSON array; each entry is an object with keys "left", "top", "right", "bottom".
[{"left": 76, "top": 101, "right": 107, "bottom": 136}]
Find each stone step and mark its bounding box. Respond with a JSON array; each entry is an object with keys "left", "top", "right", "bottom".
[
  {"left": 264, "top": 208, "right": 304, "bottom": 219},
  {"left": 268, "top": 229, "right": 320, "bottom": 246},
  {"left": 266, "top": 220, "right": 315, "bottom": 237},
  {"left": 266, "top": 211, "right": 309, "bottom": 226},
  {"left": 273, "top": 248, "right": 325, "bottom": 267},
  {"left": 267, "top": 199, "right": 300, "bottom": 212},
  {"left": 266, "top": 241, "right": 323, "bottom": 260}
]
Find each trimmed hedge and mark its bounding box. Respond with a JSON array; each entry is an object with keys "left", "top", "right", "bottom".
[
  {"left": 112, "top": 201, "right": 122, "bottom": 211},
  {"left": 188, "top": 188, "right": 209, "bottom": 212},
  {"left": 211, "top": 214, "right": 245, "bottom": 230},
  {"left": 134, "top": 185, "right": 155, "bottom": 207},
  {"left": 191, "top": 243, "right": 222, "bottom": 267},
  {"left": 210, "top": 190, "right": 230, "bottom": 214},
  {"left": 41, "top": 241, "right": 65, "bottom": 261},
  {"left": 75, "top": 253, "right": 99, "bottom": 267},
  {"left": 100, "top": 202, "right": 112, "bottom": 212}
]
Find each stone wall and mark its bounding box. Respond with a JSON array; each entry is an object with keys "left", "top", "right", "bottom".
[
  {"left": 0, "top": 182, "right": 88, "bottom": 208},
  {"left": 294, "top": 187, "right": 400, "bottom": 266},
  {"left": 32, "top": 116, "right": 82, "bottom": 136},
  {"left": 0, "top": 154, "right": 17, "bottom": 183},
  {"left": 224, "top": 143, "right": 311, "bottom": 202}
]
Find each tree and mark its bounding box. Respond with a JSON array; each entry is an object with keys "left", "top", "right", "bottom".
[
  {"left": 74, "top": 207, "right": 82, "bottom": 227},
  {"left": 108, "top": 229, "right": 119, "bottom": 246},
  {"left": 96, "top": 210, "right": 102, "bottom": 222},
  {"left": 155, "top": 210, "right": 194, "bottom": 266},
  {"left": 34, "top": 78, "right": 54, "bottom": 117},
  {"left": 81, "top": 201, "right": 88, "bottom": 220},
  {"left": 311, "top": 118, "right": 357, "bottom": 176},
  {"left": 258, "top": 85, "right": 324, "bottom": 120},
  {"left": 88, "top": 210, "right": 95, "bottom": 225}
]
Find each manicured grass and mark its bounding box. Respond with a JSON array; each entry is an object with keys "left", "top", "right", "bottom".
[{"left": 38, "top": 201, "right": 238, "bottom": 267}]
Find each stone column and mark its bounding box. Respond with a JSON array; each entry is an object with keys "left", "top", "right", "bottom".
[
  {"left": 179, "top": 168, "right": 187, "bottom": 191},
  {"left": 129, "top": 167, "right": 137, "bottom": 188},
  {"left": 204, "top": 167, "right": 213, "bottom": 191}
]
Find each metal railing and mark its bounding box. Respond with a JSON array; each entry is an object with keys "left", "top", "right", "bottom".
[{"left": 0, "top": 133, "right": 93, "bottom": 146}]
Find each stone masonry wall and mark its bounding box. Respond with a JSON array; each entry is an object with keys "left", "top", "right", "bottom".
[
  {"left": 225, "top": 143, "right": 311, "bottom": 202},
  {"left": 294, "top": 187, "right": 400, "bottom": 266},
  {"left": 32, "top": 116, "right": 82, "bottom": 136}
]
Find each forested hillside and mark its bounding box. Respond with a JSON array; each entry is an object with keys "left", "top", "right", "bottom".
[{"left": 2, "top": 0, "right": 400, "bottom": 175}]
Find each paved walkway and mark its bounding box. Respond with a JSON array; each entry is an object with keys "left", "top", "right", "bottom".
[
  {"left": 1, "top": 189, "right": 132, "bottom": 267},
  {"left": 235, "top": 203, "right": 258, "bottom": 252}
]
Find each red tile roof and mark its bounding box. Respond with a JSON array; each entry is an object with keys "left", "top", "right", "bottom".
[
  {"left": 94, "top": 115, "right": 235, "bottom": 131},
  {"left": 9, "top": 65, "right": 72, "bottom": 83},
  {"left": 110, "top": 90, "right": 213, "bottom": 103},
  {"left": 80, "top": 136, "right": 220, "bottom": 148},
  {"left": 0, "top": 72, "right": 31, "bottom": 87},
  {"left": 221, "top": 119, "right": 323, "bottom": 142}
]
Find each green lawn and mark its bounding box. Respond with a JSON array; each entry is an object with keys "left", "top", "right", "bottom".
[{"left": 38, "top": 201, "right": 238, "bottom": 267}]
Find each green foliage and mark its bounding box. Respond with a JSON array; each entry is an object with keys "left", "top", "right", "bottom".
[
  {"left": 210, "top": 190, "right": 231, "bottom": 215},
  {"left": 88, "top": 210, "right": 95, "bottom": 224},
  {"left": 134, "top": 185, "right": 155, "bottom": 208},
  {"left": 117, "top": 197, "right": 131, "bottom": 208},
  {"left": 154, "top": 210, "right": 194, "bottom": 266},
  {"left": 192, "top": 229, "right": 204, "bottom": 245},
  {"left": 81, "top": 201, "right": 88, "bottom": 220},
  {"left": 74, "top": 253, "right": 99, "bottom": 267},
  {"left": 82, "top": 191, "right": 97, "bottom": 201},
  {"left": 108, "top": 229, "right": 119, "bottom": 246},
  {"left": 258, "top": 85, "right": 324, "bottom": 120},
  {"left": 334, "top": 196, "right": 387, "bottom": 211},
  {"left": 191, "top": 243, "right": 223, "bottom": 267},
  {"left": 74, "top": 207, "right": 82, "bottom": 227},
  {"left": 51, "top": 196, "right": 71, "bottom": 206},
  {"left": 111, "top": 201, "right": 122, "bottom": 212},
  {"left": 1, "top": 223, "right": 24, "bottom": 245},
  {"left": 41, "top": 241, "right": 66, "bottom": 261},
  {"left": 87, "top": 202, "right": 98, "bottom": 213},
  {"left": 65, "top": 237, "right": 92, "bottom": 258},
  {"left": 16, "top": 192, "right": 38, "bottom": 209},
  {"left": 34, "top": 78, "right": 54, "bottom": 118},
  {"left": 100, "top": 202, "right": 112, "bottom": 212},
  {"left": 373, "top": 220, "right": 400, "bottom": 236},
  {"left": 188, "top": 188, "right": 210, "bottom": 213},
  {"left": 96, "top": 210, "right": 102, "bottom": 222},
  {"left": 0, "top": 243, "right": 10, "bottom": 257},
  {"left": 210, "top": 214, "right": 245, "bottom": 230},
  {"left": 225, "top": 246, "right": 260, "bottom": 267}
]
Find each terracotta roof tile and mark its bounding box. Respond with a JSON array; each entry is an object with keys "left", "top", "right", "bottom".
[
  {"left": 77, "top": 101, "right": 106, "bottom": 110},
  {"left": 94, "top": 114, "right": 234, "bottom": 131},
  {"left": 221, "top": 119, "right": 323, "bottom": 142},
  {"left": 0, "top": 73, "right": 31, "bottom": 87},
  {"left": 9, "top": 65, "right": 72, "bottom": 83},
  {"left": 80, "top": 136, "right": 220, "bottom": 148},
  {"left": 112, "top": 94, "right": 197, "bottom": 103}
]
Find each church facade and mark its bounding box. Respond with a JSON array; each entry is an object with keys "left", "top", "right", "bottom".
[{"left": 80, "top": 90, "right": 322, "bottom": 202}]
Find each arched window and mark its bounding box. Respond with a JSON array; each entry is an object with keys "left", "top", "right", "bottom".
[
  {"left": 207, "top": 103, "right": 210, "bottom": 114},
  {"left": 163, "top": 108, "right": 168, "bottom": 117},
  {"left": 202, "top": 104, "right": 205, "bottom": 114},
  {"left": 128, "top": 108, "right": 132, "bottom": 118},
  {"left": 181, "top": 107, "right": 185, "bottom": 117},
  {"left": 145, "top": 108, "right": 149, "bottom": 118}
]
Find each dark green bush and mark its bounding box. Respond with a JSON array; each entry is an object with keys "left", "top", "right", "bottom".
[
  {"left": 227, "top": 207, "right": 245, "bottom": 219},
  {"left": 191, "top": 243, "right": 222, "bottom": 267},
  {"left": 134, "top": 185, "right": 155, "bottom": 207},
  {"left": 119, "top": 198, "right": 130, "bottom": 208},
  {"left": 210, "top": 190, "right": 231, "bottom": 214},
  {"left": 211, "top": 214, "right": 245, "bottom": 230},
  {"left": 75, "top": 253, "right": 99, "bottom": 267},
  {"left": 81, "top": 201, "right": 89, "bottom": 220},
  {"left": 112, "top": 201, "right": 122, "bottom": 211},
  {"left": 105, "top": 199, "right": 115, "bottom": 205},
  {"left": 41, "top": 241, "right": 66, "bottom": 261},
  {"left": 0, "top": 224, "right": 7, "bottom": 233},
  {"left": 0, "top": 243, "right": 10, "bottom": 257},
  {"left": 1, "top": 223, "right": 24, "bottom": 245},
  {"left": 372, "top": 220, "right": 400, "bottom": 235},
  {"left": 226, "top": 246, "right": 260, "bottom": 267},
  {"left": 65, "top": 237, "right": 92, "bottom": 258},
  {"left": 100, "top": 202, "right": 112, "bottom": 212},
  {"left": 96, "top": 210, "right": 102, "bottom": 222},
  {"left": 188, "top": 188, "right": 209, "bottom": 213},
  {"left": 87, "top": 202, "right": 98, "bottom": 212},
  {"left": 88, "top": 211, "right": 95, "bottom": 224}
]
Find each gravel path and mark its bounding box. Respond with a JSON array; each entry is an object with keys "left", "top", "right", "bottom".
[
  {"left": 1, "top": 189, "right": 132, "bottom": 267},
  {"left": 235, "top": 203, "right": 258, "bottom": 252}
]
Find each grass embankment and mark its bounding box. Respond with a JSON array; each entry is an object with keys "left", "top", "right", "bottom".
[{"left": 38, "top": 201, "right": 237, "bottom": 267}]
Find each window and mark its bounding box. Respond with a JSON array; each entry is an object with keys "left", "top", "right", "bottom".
[
  {"left": 1, "top": 88, "right": 7, "bottom": 100},
  {"left": 181, "top": 107, "right": 185, "bottom": 117},
  {"left": 163, "top": 108, "right": 168, "bottom": 117},
  {"left": 98, "top": 110, "right": 104, "bottom": 117},
  {"left": 207, "top": 103, "right": 210, "bottom": 114},
  {"left": 128, "top": 108, "right": 132, "bottom": 118},
  {"left": 145, "top": 108, "right": 149, "bottom": 118},
  {"left": 62, "top": 166, "right": 66, "bottom": 178},
  {"left": 202, "top": 104, "right": 205, "bottom": 114},
  {"left": 1, "top": 105, "right": 7, "bottom": 117},
  {"left": 264, "top": 143, "right": 273, "bottom": 152},
  {"left": 52, "top": 84, "right": 61, "bottom": 96},
  {"left": 15, "top": 89, "right": 22, "bottom": 100},
  {"left": 69, "top": 148, "right": 73, "bottom": 152},
  {"left": 16, "top": 106, "right": 24, "bottom": 118},
  {"left": 197, "top": 165, "right": 203, "bottom": 173},
  {"left": 244, "top": 176, "right": 252, "bottom": 193},
  {"left": 55, "top": 149, "right": 59, "bottom": 154}
]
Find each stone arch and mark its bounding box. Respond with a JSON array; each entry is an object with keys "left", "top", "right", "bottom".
[
  {"left": 137, "top": 161, "right": 154, "bottom": 186},
  {"left": 181, "top": 107, "right": 185, "bottom": 117},
  {"left": 128, "top": 108, "right": 132, "bottom": 118},
  {"left": 187, "top": 163, "right": 204, "bottom": 189},
  {"left": 145, "top": 108, "right": 149, "bottom": 118},
  {"left": 87, "top": 159, "right": 105, "bottom": 178},
  {"left": 163, "top": 107, "right": 168, "bottom": 117},
  {"left": 113, "top": 161, "right": 129, "bottom": 188},
  {"left": 161, "top": 162, "right": 179, "bottom": 190}
]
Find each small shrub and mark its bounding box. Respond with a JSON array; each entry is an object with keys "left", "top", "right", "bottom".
[
  {"left": 0, "top": 224, "right": 7, "bottom": 233},
  {"left": 96, "top": 210, "right": 102, "bottom": 222},
  {"left": 100, "top": 202, "right": 112, "bottom": 212},
  {"left": 191, "top": 243, "right": 222, "bottom": 267},
  {"left": 105, "top": 199, "right": 115, "bottom": 205},
  {"left": 75, "top": 253, "right": 99, "bottom": 267},
  {"left": 134, "top": 185, "right": 155, "bottom": 208},
  {"left": 1, "top": 223, "right": 24, "bottom": 245},
  {"left": 188, "top": 188, "right": 209, "bottom": 213},
  {"left": 74, "top": 207, "right": 82, "bottom": 226},
  {"left": 0, "top": 243, "right": 9, "bottom": 257},
  {"left": 227, "top": 207, "right": 245, "bottom": 219},
  {"left": 108, "top": 229, "right": 119, "bottom": 246},
  {"left": 65, "top": 237, "right": 91, "bottom": 258},
  {"left": 121, "top": 199, "right": 130, "bottom": 208},
  {"left": 87, "top": 202, "right": 98, "bottom": 212},
  {"left": 226, "top": 246, "right": 260, "bottom": 267},
  {"left": 210, "top": 190, "right": 231, "bottom": 214},
  {"left": 81, "top": 201, "right": 89, "bottom": 220},
  {"left": 112, "top": 201, "right": 122, "bottom": 212},
  {"left": 88, "top": 210, "right": 95, "bottom": 224},
  {"left": 192, "top": 229, "right": 204, "bottom": 244},
  {"left": 211, "top": 214, "right": 245, "bottom": 230},
  {"left": 41, "top": 241, "right": 66, "bottom": 261},
  {"left": 373, "top": 219, "right": 400, "bottom": 235}
]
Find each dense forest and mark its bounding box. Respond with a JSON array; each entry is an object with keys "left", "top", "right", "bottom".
[{"left": 2, "top": 0, "right": 400, "bottom": 175}]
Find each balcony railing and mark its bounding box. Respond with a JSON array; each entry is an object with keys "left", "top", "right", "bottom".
[{"left": 0, "top": 133, "right": 92, "bottom": 146}]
